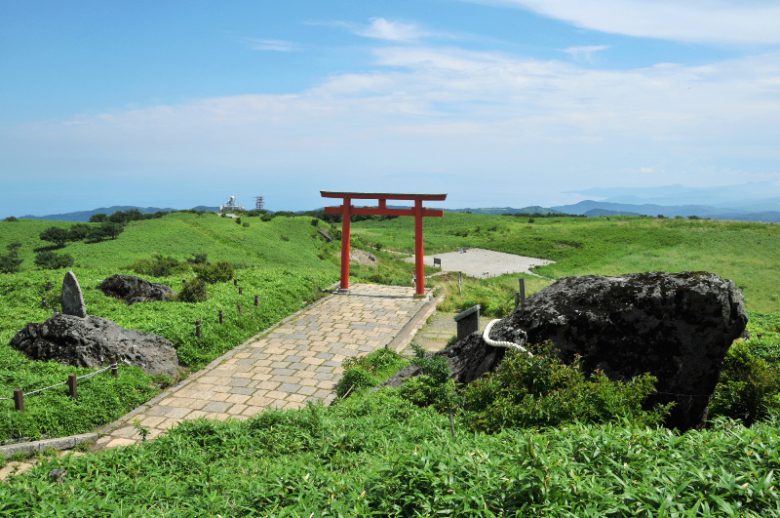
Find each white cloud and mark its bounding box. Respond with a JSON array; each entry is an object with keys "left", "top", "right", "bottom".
[
  {"left": 310, "top": 17, "right": 449, "bottom": 43},
  {"left": 245, "top": 38, "right": 298, "bottom": 52},
  {"left": 356, "top": 18, "right": 427, "bottom": 42},
  {"left": 4, "top": 46, "right": 780, "bottom": 206},
  {"left": 564, "top": 45, "right": 609, "bottom": 63},
  {"left": 474, "top": 0, "right": 780, "bottom": 44}
]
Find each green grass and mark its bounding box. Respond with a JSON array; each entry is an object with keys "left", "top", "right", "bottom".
[
  {"left": 2, "top": 392, "right": 779, "bottom": 516},
  {"left": 0, "top": 213, "right": 338, "bottom": 442},
  {"left": 3, "top": 213, "right": 780, "bottom": 512},
  {"left": 353, "top": 214, "right": 780, "bottom": 313}
]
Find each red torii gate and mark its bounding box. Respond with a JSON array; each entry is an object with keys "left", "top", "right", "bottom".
[{"left": 321, "top": 191, "right": 447, "bottom": 296}]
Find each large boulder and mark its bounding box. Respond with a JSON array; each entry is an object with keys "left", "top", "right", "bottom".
[
  {"left": 491, "top": 271, "right": 747, "bottom": 430},
  {"left": 98, "top": 274, "right": 173, "bottom": 304},
  {"left": 10, "top": 314, "right": 180, "bottom": 377}
]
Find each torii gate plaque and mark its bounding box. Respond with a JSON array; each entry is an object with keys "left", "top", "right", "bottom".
[{"left": 321, "top": 191, "right": 447, "bottom": 296}]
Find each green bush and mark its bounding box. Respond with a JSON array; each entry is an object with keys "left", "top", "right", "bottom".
[
  {"left": 131, "top": 254, "right": 187, "bottom": 277},
  {"left": 3, "top": 216, "right": 18, "bottom": 222},
  {"left": 67, "top": 223, "right": 92, "bottom": 241},
  {"left": 34, "top": 251, "right": 74, "bottom": 270},
  {"left": 462, "top": 344, "right": 667, "bottom": 431},
  {"left": 335, "top": 348, "right": 408, "bottom": 397},
  {"left": 86, "top": 222, "right": 124, "bottom": 242},
  {"left": 710, "top": 341, "right": 780, "bottom": 425},
  {"left": 187, "top": 253, "right": 208, "bottom": 264},
  {"left": 194, "top": 261, "right": 235, "bottom": 284},
  {"left": 178, "top": 277, "right": 208, "bottom": 303},
  {"left": 336, "top": 368, "right": 377, "bottom": 398},
  {"left": 0, "top": 242, "right": 23, "bottom": 273},
  {"left": 38, "top": 226, "right": 70, "bottom": 248},
  {"left": 396, "top": 346, "right": 460, "bottom": 412}
]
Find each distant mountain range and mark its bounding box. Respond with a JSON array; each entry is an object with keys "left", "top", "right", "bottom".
[
  {"left": 16, "top": 199, "right": 780, "bottom": 223},
  {"left": 21, "top": 205, "right": 218, "bottom": 222},
  {"left": 452, "top": 200, "right": 780, "bottom": 222},
  {"left": 550, "top": 200, "right": 780, "bottom": 222}
]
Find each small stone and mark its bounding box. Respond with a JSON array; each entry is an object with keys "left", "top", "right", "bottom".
[
  {"left": 61, "top": 271, "right": 86, "bottom": 317},
  {"left": 49, "top": 468, "right": 67, "bottom": 483}
]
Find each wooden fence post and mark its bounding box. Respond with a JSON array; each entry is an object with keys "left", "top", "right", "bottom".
[
  {"left": 13, "top": 390, "right": 24, "bottom": 412},
  {"left": 111, "top": 363, "right": 119, "bottom": 377},
  {"left": 218, "top": 310, "right": 224, "bottom": 324},
  {"left": 67, "top": 374, "right": 78, "bottom": 399},
  {"left": 195, "top": 320, "right": 202, "bottom": 338},
  {"left": 518, "top": 278, "right": 526, "bottom": 308},
  {"left": 237, "top": 303, "right": 243, "bottom": 315},
  {"left": 254, "top": 295, "right": 259, "bottom": 307}
]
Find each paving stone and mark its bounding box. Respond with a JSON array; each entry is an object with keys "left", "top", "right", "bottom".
[
  {"left": 202, "top": 401, "right": 232, "bottom": 413},
  {"left": 229, "top": 386, "right": 256, "bottom": 396},
  {"left": 226, "top": 394, "right": 251, "bottom": 405},
  {"left": 94, "top": 283, "right": 431, "bottom": 451},
  {"left": 279, "top": 383, "right": 301, "bottom": 393}
]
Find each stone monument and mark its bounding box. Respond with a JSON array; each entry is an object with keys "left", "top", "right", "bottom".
[{"left": 61, "top": 271, "right": 87, "bottom": 317}]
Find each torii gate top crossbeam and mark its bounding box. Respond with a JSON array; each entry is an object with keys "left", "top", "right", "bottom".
[
  {"left": 320, "top": 191, "right": 446, "bottom": 296},
  {"left": 321, "top": 191, "right": 447, "bottom": 201}
]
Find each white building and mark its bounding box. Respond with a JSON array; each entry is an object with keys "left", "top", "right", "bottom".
[{"left": 220, "top": 196, "right": 244, "bottom": 213}]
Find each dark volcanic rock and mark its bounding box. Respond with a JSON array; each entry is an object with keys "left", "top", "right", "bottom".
[
  {"left": 492, "top": 271, "right": 747, "bottom": 430},
  {"left": 10, "top": 314, "right": 180, "bottom": 377},
  {"left": 98, "top": 274, "right": 172, "bottom": 304}
]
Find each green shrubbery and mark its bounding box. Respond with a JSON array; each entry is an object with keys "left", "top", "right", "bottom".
[
  {"left": 39, "top": 222, "right": 124, "bottom": 248},
  {"left": 710, "top": 341, "right": 780, "bottom": 425},
  {"left": 178, "top": 277, "right": 208, "bottom": 303},
  {"left": 131, "top": 254, "right": 187, "bottom": 277},
  {"left": 34, "top": 251, "right": 74, "bottom": 269},
  {"left": 0, "top": 242, "right": 23, "bottom": 273},
  {"left": 339, "top": 344, "right": 667, "bottom": 431},
  {"left": 335, "top": 348, "right": 409, "bottom": 397},
  {"left": 462, "top": 346, "right": 667, "bottom": 431},
  {"left": 193, "top": 261, "right": 234, "bottom": 284},
  {"left": 4, "top": 392, "right": 780, "bottom": 515},
  {"left": 397, "top": 346, "right": 459, "bottom": 411}
]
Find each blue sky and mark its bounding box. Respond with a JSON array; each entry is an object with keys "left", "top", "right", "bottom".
[{"left": 1, "top": 0, "right": 779, "bottom": 216}]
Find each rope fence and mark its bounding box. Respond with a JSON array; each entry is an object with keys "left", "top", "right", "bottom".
[
  {"left": 1, "top": 363, "right": 119, "bottom": 411},
  {"left": 2, "top": 282, "right": 263, "bottom": 410}
]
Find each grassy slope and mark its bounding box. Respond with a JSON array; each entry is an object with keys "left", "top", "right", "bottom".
[
  {"left": 353, "top": 214, "right": 780, "bottom": 313},
  {"left": 3, "top": 214, "right": 780, "bottom": 513},
  {"left": 1, "top": 393, "right": 778, "bottom": 516},
  {"left": 0, "top": 214, "right": 338, "bottom": 442}
]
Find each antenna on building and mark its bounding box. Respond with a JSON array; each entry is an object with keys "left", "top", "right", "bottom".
[{"left": 255, "top": 196, "right": 265, "bottom": 211}]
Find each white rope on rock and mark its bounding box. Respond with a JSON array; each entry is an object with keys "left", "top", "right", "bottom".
[{"left": 482, "top": 319, "right": 533, "bottom": 357}]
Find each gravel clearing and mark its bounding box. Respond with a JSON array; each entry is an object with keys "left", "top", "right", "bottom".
[{"left": 405, "top": 248, "right": 554, "bottom": 278}]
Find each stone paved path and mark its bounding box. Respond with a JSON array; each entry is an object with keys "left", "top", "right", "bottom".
[{"left": 95, "top": 284, "right": 435, "bottom": 449}]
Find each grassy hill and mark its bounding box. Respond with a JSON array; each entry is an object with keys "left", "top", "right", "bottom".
[
  {"left": 0, "top": 213, "right": 338, "bottom": 442},
  {"left": 352, "top": 213, "right": 780, "bottom": 313},
  {"left": 2, "top": 212, "right": 780, "bottom": 514}
]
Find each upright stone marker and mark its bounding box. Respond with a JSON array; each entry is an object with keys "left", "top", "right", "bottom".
[
  {"left": 61, "top": 271, "right": 87, "bottom": 317},
  {"left": 454, "top": 305, "right": 480, "bottom": 339}
]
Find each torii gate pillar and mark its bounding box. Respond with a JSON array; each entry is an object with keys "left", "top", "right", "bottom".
[{"left": 321, "top": 191, "right": 447, "bottom": 296}]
